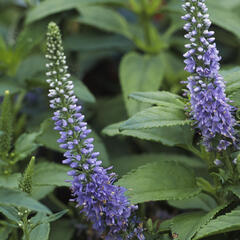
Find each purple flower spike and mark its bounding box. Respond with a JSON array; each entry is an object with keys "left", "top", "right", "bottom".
[
  {"left": 46, "top": 22, "right": 144, "bottom": 239},
  {"left": 182, "top": 0, "right": 236, "bottom": 151}
]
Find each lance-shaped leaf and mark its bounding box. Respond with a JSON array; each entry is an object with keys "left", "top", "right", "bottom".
[
  {"left": 117, "top": 162, "right": 200, "bottom": 204},
  {"left": 102, "top": 121, "right": 193, "bottom": 147},
  {"left": 32, "top": 162, "right": 70, "bottom": 187},
  {"left": 0, "top": 173, "right": 21, "bottom": 189},
  {"left": 171, "top": 204, "right": 227, "bottom": 240},
  {"left": 119, "top": 106, "right": 191, "bottom": 131},
  {"left": 113, "top": 153, "right": 205, "bottom": 176},
  {"left": 208, "top": 2, "right": 240, "bottom": 39},
  {"left": 14, "top": 132, "right": 41, "bottom": 162},
  {"left": 163, "top": 0, "right": 240, "bottom": 39},
  {"left": 0, "top": 187, "right": 51, "bottom": 213},
  {"left": 168, "top": 193, "right": 217, "bottom": 212},
  {"left": 77, "top": 6, "right": 132, "bottom": 39},
  {"left": 71, "top": 76, "right": 96, "bottom": 103},
  {"left": 26, "top": 0, "right": 128, "bottom": 24},
  {"left": 29, "top": 213, "right": 50, "bottom": 240},
  {"left": 194, "top": 208, "right": 240, "bottom": 239},
  {"left": 228, "top": 186, "right": 240, "bottom": 198},
  {"left": 0, "top": 226, "right": 12, "bottom": 240},
  {"left": 30, "top": 223, "right": 50, "bottom": 240},
  {"left": 171, "top": 212, "right": 205, "bottom": 240},
  {"left": 120, "top": 52, "right": 165, "bottom": 116},
  {"left": 0, "top": 206, "right": 19, "bottom": 223},
  {"left": 220, "top": 67, "right": 240, "bottom": 107},
  {"left": 222, "top": 67, "right": 240, "bottom": 93},
  {"left": 129, "top": 91, "right": 185, "bottom": 109}
]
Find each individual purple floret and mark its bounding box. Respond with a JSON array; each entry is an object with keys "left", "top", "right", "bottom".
[
  {"left": 46, "top": 22, "right": 144, "bottom": 239},
  {"left": 182, "top": 0, "right": 236, "bottom": 151}
]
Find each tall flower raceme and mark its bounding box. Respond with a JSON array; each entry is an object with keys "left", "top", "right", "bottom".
[
  {"left": 45, "top": 22, "right": 144, "bottom": 240},
  {"left": 181, "top": 0, "right": 237, "bottom": 151}
]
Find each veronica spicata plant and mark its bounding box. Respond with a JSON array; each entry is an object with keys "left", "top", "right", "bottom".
[
  {"left": 45, "top": 22, "right": 144, "bottom": 240},
  {"left": 182, "top": 0, "right": 237, "bottom": 151}
]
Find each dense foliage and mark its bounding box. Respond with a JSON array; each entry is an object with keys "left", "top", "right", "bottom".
[{"left": 1, "top": 0, "right": 240, "bottom": 239}]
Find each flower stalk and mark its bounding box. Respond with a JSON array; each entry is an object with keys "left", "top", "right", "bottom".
[
  {"left": 182, "top": 0, "right": 236, "bottom": 151},
  {"left": 45, "top": 22, "right": 144, "bottom": 240}
]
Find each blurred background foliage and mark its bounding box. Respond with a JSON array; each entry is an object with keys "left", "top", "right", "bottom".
[{"left": 0, "top": 0, "right": 240, "bottom": 239}]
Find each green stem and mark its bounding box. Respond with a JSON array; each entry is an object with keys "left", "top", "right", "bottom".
[
  {"left": 140, "top": 0, "right": 152, "bottom": 47},
  {"left": 9, "top": 229, "right": 18, "bottom": 240},
  {"left": 141, "top": 15, "right": 152, "bottom": 46},
  {"left": 184, "top": 145, "right": 202, "bottom": 159},
  {"left": 23, "top": 214, "right": 30, "bottom": 240},
  {"left": 224, "top": 151, "right": 234, "bottom": 179},
  {"left": 13, "top": 91, "right": 26, "bottom": 119}
]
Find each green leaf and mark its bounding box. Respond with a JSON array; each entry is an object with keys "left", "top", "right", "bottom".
[
  {"left": 41, "top": 210, "right": 68, "bottom": 224},
  {"left": 129, "top": 91, "right": 185, "bottom": 109},
  {"left": 120, "top": 52, "right": 165, "bottom": 116},
  {"left": 194, "top": 209, "right": 240, "bottom": 239},
  {"left": 95, "top": 95, "right": 128, "bottom": 127},
  {"left": 171, "top": 212, "right": 205, "bottom": 240},
  {"left": 0, "top": 78, "right": 22, "bottom": 95},
  {"left": 158, "top": 219, "right": 172, "bottom": 233},
  {"left": 26, "top": 0, "right": 82, "bottom": 24},
  {"left": 77, "top": 6, "right": 132, "bottom": 38},
  {"left": 222, "top": 67, "right": 240, "bottom": 94},
  {"left": 0, "top": 226, "right": 12, "bottom": 240},
  {"left": 14, "top": 132, "right": 40, "bottom": 162},
  {"left": 119, "top": 106, "right": 191, "bottom": 130},
  {"left": 168, "top": 193, "right": 217, "bottom": 212},
  {"left": 0, "top": 35, "right": 7, "bottom": 52},
  {"left": 37, "top": 119, "right": 63, "bottom": 153},
  {"left": 164, "top": 0, "right": 240, "bottom": 39},
  {"left": 31, "top": 210, "right": 68, "bottom": 226},
  {"left": 64, "top": 33, "right": 133, "bottom": 52},
  {"left": 26, "top": 0, "right": 128, "bottom": 24},
  {"left": 113, "top": 153, "right": 205, "bottom": 176},
  {"left": 16, "top": 55, "right": 46, "bottom": 83},
  {"left": 207, "top": 0, "right": 240, "bottom": 10},
  {"left": 208, "top": 2, "right": 240, "bottom": 39},
  {"left": 160, "top": 53, "right": 186, "bottom": 86},
  {"left": 221, "top": 67, "right": 240, "bottom": 106},
  {"left": 87, "top": 0, "right": 128, "bottom": 5},
  {"left": 0, "top": 206, "right": 19, "bottom": 223},
  {"left": 0, "top": 187, "right": 51, "bottom": 213},
  {"left": 102, "top": 121, "right": 193, "bottom": 147},
  {"left": 30, "top": 223, "right": 50, "bottom": 240},
  {"left": 171, "top": 204, "right": 226, "bottom": 240},
  {"left": 15, "top": 22, "right": 45, "bottom": 59},
  {"left": 117, "top": 162, "right": 200, "bottom": 204},
  {"left": 71, "top": 76, "right": 96, "bottom": 103},
  {"left": 33, "top": 162, "right": 70, "bottom": 187},
  {"left": 228, "top": 91, "right": 240, "bottom": 108},
  {"left": 229, "top": 186, "right": 240, "bottom": 198},
  {"left": 29, "top": 211, "right": 68, "bottom": 240},
  {"left": 31, "top": 186, "right": 55, "bottom": 200},
  {"left": 0, "top": 173, "right": 21, "bottom": 189}
]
